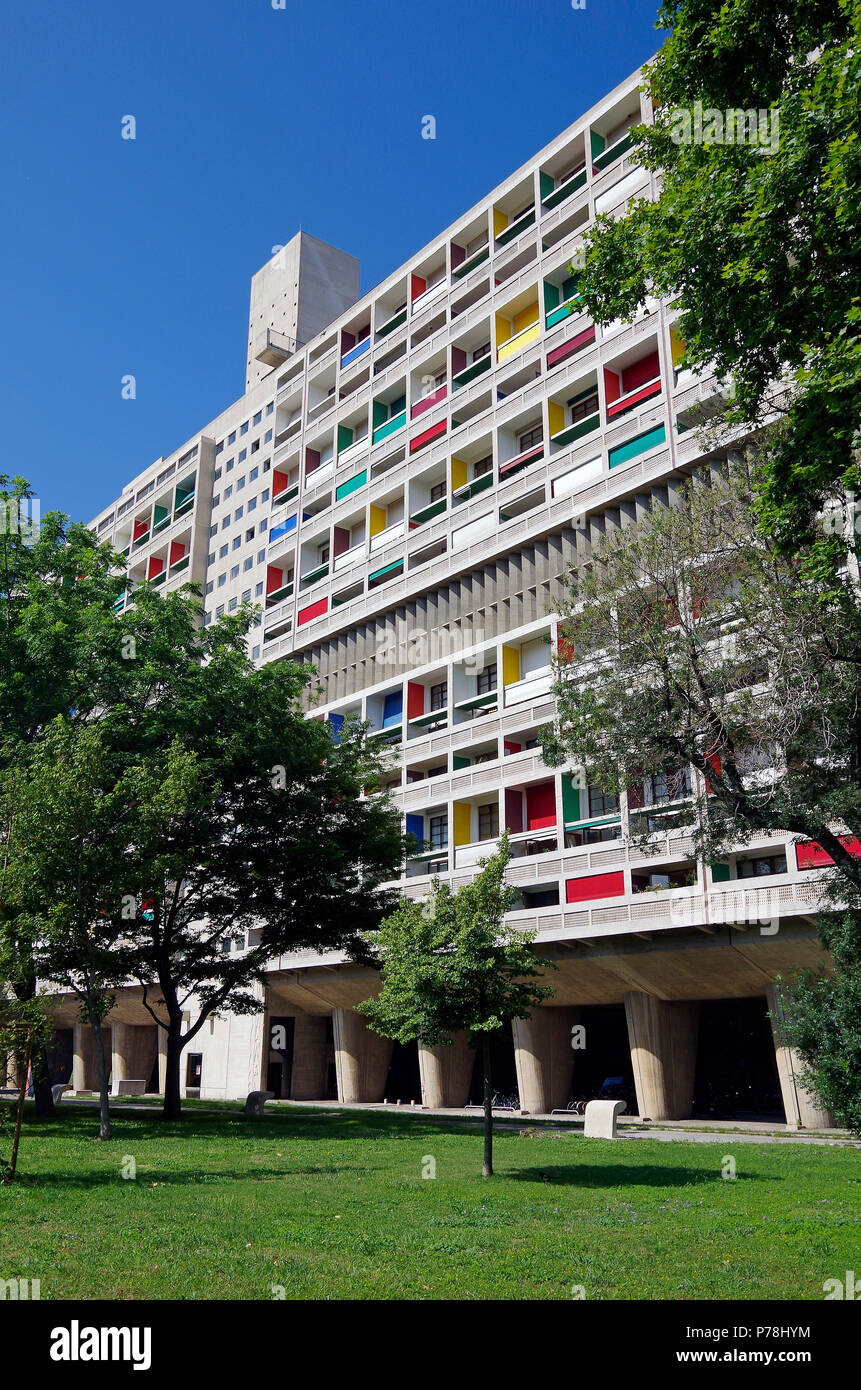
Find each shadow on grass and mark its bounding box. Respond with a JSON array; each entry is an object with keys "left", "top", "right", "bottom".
[{"left": 509, "top": 1163, "right": 766, "bottom": 1187}]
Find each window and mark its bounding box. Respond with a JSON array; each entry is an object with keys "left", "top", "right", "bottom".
[
  {"left": 253, "top": 411, "right": 262, "bottom": 426},
  {"left": 242, "top": 589, "right": 251, "bottom": 603},
  {"left": 571, "top": 390, "right": 599, "bottom": 423},
  {"left": 224, "top": 485, "right": 233, "bottom": 499},
  {"left": 266, "top": 402, "right": 274, "bottom": 415},
  {"left": 215, "top": 604, "right": 225, "bottom": 618},
  {"left": 209, "top": 524, "right": 218, "bottom": 538},
  {"left": 217, "top": 574, "right": 226, "bottom": 588},
  {"left": 239, "top": 449, "right": 247, "bottom": 463},
  {"left": 226, "top": 459, "right": 234, "bottom": 472},
  {"left": 237, "top": 477, "right": 246, "bottom": 491},
  {"left": 430, "top": 681, "right": 447, "bottom": 710},
  {"left": 246, "top": 528, "right": 255, "bottom": 541},
  {"left": 215, "top": 441, "right": 224, "bottom": 455},
  {"left": 257, "top": 549, "right": 266, "bottom": 563},
  {"left": 213, "top": 468, "right": 222, "bottom": 481},
  {"left": 252, "top": 645, "right": 260, "bottom": 660},
  {"left": 259, "top": 520, "right": 267, "bottom": 534},
  {"left": 255, "top": 583, "right": 264, "bottom": 597},
  {"left": 473, "top": 454, "right": 493, "bottom": 478},
  {"left": 228, "top": 597, "right": 238, "bottom": 612},
  {"left": 231, "top": 565, "right": 239, "bottom": 579},
  {"left": 240, "top": 422, "right": 248, "bottom": 436},
  {"left": 228, "top": 432, "right": 236, "bottom": 445},
  {"left": 250, "top": 467, "right": 259, "bottom": 482},
  {"left": 477, "top": 663, "right": 497, "bottom": 694},
  {"left": 248, "top": 498, "right": 257, "bottom": 512},
  {"left": 251, "top": 440, "right": 260, "bottom": 454},
  {"left": 588, "top": 785, "right": 619, "bottom": 818},
  {"left": 430, "top": 481, "right": 446, "bottom": 503},
  {"left": 203, "top": 612, "right": 212, "bottom": 626},
  {"left": 319, "top": 545, "right": 330, "bottom": 565},
  {"left": 261, "top": 488, "right": 270, "bottom": 502},
  {"left": 232, "top": 537, "right": 241, "bottom": 551},
  {"left": 264, "top": 429, "right": 273, "bottom": 443},
  {"left": 737, "top": 854, "right": 787, "bottom": 878},
  {"left": 473, "top": 341, "right": 491, "bottom": 362},
  {"left": 234, "top": 506, "right": 244, "bottom": 520},
  {"left": 478, "top": 803, "right": 499, "bottom": 839},
  {"left": 211, "top": 494, "right": 220, "bottom": 508},
  {"left": 243, "top": 557, "right": 253, "bottom": 572},
  {"left": 219, "top": 544, "right": 228, "bottom": 558},
  {"left": 207, "top": 552, "right": 215, "bottom": 565},
  {"left": 518, "top": 423, "right": 543, "bottom": 453},
  {"left": 429, "top": 814, "right": 448, "bottom": 849}
]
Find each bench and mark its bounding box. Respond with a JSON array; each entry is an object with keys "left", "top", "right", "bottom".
[
  {"left": 244, "top": 1090, "right": 274, "bottom": 1116},
  {"left": 584, "top": 1098, "right": 626, "bottom": 1139},
  {"left": 115, "top": 1079, "right": 147, "bottom": 1097}
]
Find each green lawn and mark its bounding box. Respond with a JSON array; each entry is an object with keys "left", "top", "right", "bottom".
[{"left": 1, "top": 1105, "right": 858, "bottom": 1299}]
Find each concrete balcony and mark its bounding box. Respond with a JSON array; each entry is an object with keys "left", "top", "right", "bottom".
[{"left": 253, "top": 327, "right": 297, "bottom": 368}]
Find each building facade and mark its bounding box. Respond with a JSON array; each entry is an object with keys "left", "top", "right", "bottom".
[{"left": 52, "top": 63, "right": 834, "bottom": 1126}]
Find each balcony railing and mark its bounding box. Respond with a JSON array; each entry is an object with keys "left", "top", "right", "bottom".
[
  {"left": 495, "top": 207, "right": 535, "bottom": 246},
  {"left": 499, "top": 442, "right": 544, "bottom": 479},
  {"left": 452, "top": 245, "right": 489, "bottom": 279},
  {"left": 369, "top": 521, "right": 404, "bottom": 553},
  {"left": 410, "top": 498, "right": 447, "bottom": 526},
  {"left": 340, "top": 337, "right": 370, "bottom": 369},
  {"left": 541, "top": 167, "right": 587, "bottom": 211},
  {"left": 372, "top": 409, "right": 407, "bottom": 445},
  {"left": 593, "top": 129, "right": 636, "bottom": 171},
  {"left": 299, "top": 563, "right": 329, "bottom": 589},
  {"left": 453, "top": 355, "right": 491, "bottom": 390},
  {"left": 497, "top": 320, "right": 540, "bottom": 365},
  {"left": 550, "top": 409, "right": 600, "bottom": 447},
  {"left": 606, "top": 375, "right": 662, "bottom": 421}
]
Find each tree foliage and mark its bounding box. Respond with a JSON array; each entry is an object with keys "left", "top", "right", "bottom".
[{"left": 578, "top": 0, "right": 861, "bottom": 554}]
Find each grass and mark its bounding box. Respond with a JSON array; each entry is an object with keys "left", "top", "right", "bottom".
[{"left": 1, "top": 1104, "right": 859, "bottom": 1300}]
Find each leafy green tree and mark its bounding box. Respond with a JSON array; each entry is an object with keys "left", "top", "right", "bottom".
[
  {"left": 542, "top": 462, "right": 861, "bottom": 1130},
  {"left": 577, "top": 0, "right": 861, "bottom": 557},
  {"left": 358, "top": 834, "right": 555, "bottom": 1176},
  {"left": 0, "top": 475, "right": 127, "bottom": 1116}
]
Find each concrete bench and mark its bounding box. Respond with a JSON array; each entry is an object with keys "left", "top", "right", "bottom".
[
  {"left": 584, "top": 1099, "right": 626, "bottom": 1139},
  {"left": 244, "top": 1090, "right": 274, "bottom": 1116},
  {"left": 115, "top": 1079, "right": 147, "bottom": 1097},
  {"left": 52, "top": 1084, "right": 73, "bottom": 1105}
]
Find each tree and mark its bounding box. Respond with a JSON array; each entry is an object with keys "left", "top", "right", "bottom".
[
  {"left": 357, "top": 834, "right": 555, "bottom": 1176},
  {"left": 576, "top": 0, "right": 861, "bottom": 557},
  {"left": 12, "top": 582, "right": 406, "bottom": 1124},
  {"left": 541, "top": 460, "right": 861, "bottom": 1130},
  {"left": 0, "top": 475, "right": 127, "bottom": 1116}
]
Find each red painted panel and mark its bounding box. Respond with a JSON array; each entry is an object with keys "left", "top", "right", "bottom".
[
  {"left": 298, "top": 597, "right": 328, "bottom": 626},
  {"left": 407, "top": 682, "right": 425, "bottom": 719},
  {"left": 273, "top": 469, "right": 290, "bottom": 498},
  {"left": 410, "top": 419, "right": 447, "bottom": 454},
  {"left": 305, "top": 448, "right": 320, "bottom": 475},
  {"left": 603, "top": 366, "right": 621, "bottom": 404},
  {"left": 505, "top": 788, "right": 523, "bottom": 835},
  {"left": 503, "top": 740, "right": 522, "bottom": 755},
  {"left": 622, "top": 349, "right": 660, "bottom": 393},
  {"left": 266, "top": 564, "right": 283, "bottom": 595},
  {"left": 545, "top": 325, "right": 596, "bottom": 368},
  {"left": 607, "top": 378, "right": 662, "bottom": 418},
  {"left": 526, "top": 782, "right": 556, "bottom": 830},
  {"left": 147, "top": 556, "right": 164, "bottom": 579},
  {"left": 410, "top": 386, "right": 447, "bottom": 420},
  {"left": 411, "top": 273, "right": 427, "bottom": 300},
  {"left": 566, "top": 871, "right": 625, "bottom": 903},
  {"left": 796, "top": 836, "right": 861, "bottom": 869},
  {"left": 133, "top": 518, "right": 148, "bottom": 540},
  {"left": 168, "top": 541, "right": 185, "bottom": 566}
]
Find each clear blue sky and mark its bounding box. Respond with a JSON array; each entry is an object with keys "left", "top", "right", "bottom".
[{"left": 0, "top": 0, "right": 662, "bottom": 522}]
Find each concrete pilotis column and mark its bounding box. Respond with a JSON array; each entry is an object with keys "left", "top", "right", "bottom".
[
  {"left": 332, "top": 1008, "right": 393, "bottom": 1104},
  {"left": 624, "top": 991, "right": 699, "bottom": 1120},
  {"left": 766, "top": 983, "right": 835, "bottom": 1129},
  {"left": 291, "top": 1015, "right": 329, "bottom": 1100},
  {"left": 512, "top": 1007, "right": 580, "bottom": 1114},
  {"left": 418, "top": 1032, "right": 474, "bottom": 1109},
  {"left": 72, "top": 1023, "right": 99, "bottom": 1091},
  {"left": 111, "top": 1022, "right": 130, "bottom": 1096},
  {"left": 157, "top": 1027, "right": 168, "bottom": 1095}
]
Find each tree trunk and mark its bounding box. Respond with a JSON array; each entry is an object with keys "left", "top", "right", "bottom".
[
  {"left": 90, "top": 1017, "right": 112, "bottom": 1141},
  {"left": 11, "top": 968, "right": 54, "bottom": 1118},
  {"left": 482, "top": 1034, "right": 493, "bottom": 1178},
  {"left": 162, "top": 1019, "right": 183, "bottom": 1121}
]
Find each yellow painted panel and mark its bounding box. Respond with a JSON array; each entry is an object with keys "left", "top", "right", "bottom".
[
  {"left": 495, "top": 312, "right": 511, "bottom": 348},
  {"left": 502, "top": 645, "right": 521, "bottom": 686},
  {"left": 453, "top": 801, "right": 472, "bottom": 846},
  {"left": 497, "top": 321, "right": 540, "bottom": 364},
  {"left": 670, "top": 325, "right": 686, "bottom": 366},
  {"left": 369, "top": 504, "right": 387, "bottom": 537},
  {"left": 513, "top": 302, "right": 539, "bottom": 334},
  {"left": 493, "top": 207, "right": 509, "bottom": 237},
  {"left": 548, "top": 400, "right": 565, "bottom": 437},
  {"left": 451, "top": 456, "right": 468, "bottom": 491}
]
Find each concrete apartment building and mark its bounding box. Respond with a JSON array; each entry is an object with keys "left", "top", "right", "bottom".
[{"left": 49, "top": 63, "right": 834, "bottom": 1126}]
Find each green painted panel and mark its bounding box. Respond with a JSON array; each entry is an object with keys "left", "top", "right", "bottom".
[
  {"left": 711, "top": 862, "right": 731, "bottom": 883},
  {"left": 372, "top": 401, "right": 387, "bottom": 428},
  {"left": 590, "top": 129, "right": 606, "bottom": 160},
  {"left": 335, "top": 470, "right": 367, "bottom": 502},
  {"left": 368, "top": 558, "right": 404, "bottom": 583},
  {"left": 544, "top": 281, "right": 561, "bottom": 312},
  {"left": 539, "top": 170, "right": 554, "bottom": 200},
  {"left": 561, "top": 775, "right": 582, "bottom": 824},
  {"left": 453, "top": 755, "right": 470, "bottom": 770},
  {"left": 609, "top": 423, "right": 667, "bottom": 469},
  {"left": 546, "top": 302, "right": 573, "bottom": 329},
  {"left": 337, "top": 424, "right": 354, "bottom": 453}
]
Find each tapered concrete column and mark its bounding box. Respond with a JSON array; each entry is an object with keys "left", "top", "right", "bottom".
[
  {"left": 624, "top": 992, "right": 699, "bottom": 1120},
  {"left": 512, "top": 1008, "right": 580, "bottom": 1114},
  {"left": 157, "top": 1027, "right": 168, "bottom": 1095},
  {"left": 332, "top": 1008, "right": 393, "bottom": 1104},
  {"left": 291, "top": 1015, "right": 329, "bottom": 1100},
  {"left": 72, "top": 1023, "right": 99, "bottom": 1092},
  {"left": 766, "top": 984, "right": 835, "bottom": 1129},
  {"left": 418, "top": 1032, "right": 475, "bottom": 1109},
  {"left": 111, "top": 1022, "right": 130, "bottom": 1096}
]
